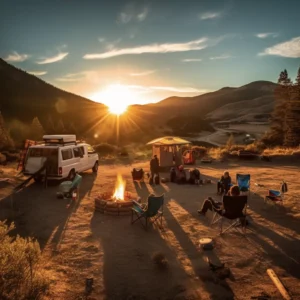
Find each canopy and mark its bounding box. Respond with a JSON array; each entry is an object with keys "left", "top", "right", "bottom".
[{"left": 147, "top": 136, "right": 191, "bottom": 146}]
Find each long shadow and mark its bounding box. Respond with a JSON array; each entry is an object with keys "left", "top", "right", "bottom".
[
  {"left": 0, "top": 171, "right": 96, "bottom": 251},
  {"left": 163, "top": 204, "right": 235, "bottom": 299},
  {"left": 133, "top": 180, "right": 151, "bottom": 201},
  {"left": 90, "top": 212, "right": 204, "bottom": 300},
  {"left": 246, "top": 221, "right": 300, "bottom": 279}
]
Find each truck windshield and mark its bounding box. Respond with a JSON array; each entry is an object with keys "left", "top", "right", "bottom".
[{"left": 28, "top": 148, "right": 58, "bottom": 157}]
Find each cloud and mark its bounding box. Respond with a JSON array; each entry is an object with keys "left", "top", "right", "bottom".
[
  {"left": 4, "top": 51, "right": 29, "bottom": 62},
  {"left": 36, "top": 52, "right": 68, "bottom": 64},
  {"left": 130, "top": 70, "right": 156, "bottom": 76},
  {"left": 199, "top": 12, "right": 221, "bottom": 20},
  {"left": 182, "top": 58, "right": 202, "bottom": 62},
  {"left": 117, "top": 4, "right": 149, "bottom": 24},
  {"left": 137, "top": 7, "right": 149, "bottom": 22},
  {"left": 98, "top": 37, "right": 106, "bottom": 43},
  {"left": 56, "top": 72, "right": 87, "bottom": 82},
  {"left": 259, "top": 37, "right": 300, "bottom": 58},
  {"left": 28, "top": 71, "right": 47, "bottom": 76},
  {"left": 256, "top": 32, "right": 278, "bottom": 39},
  {"left": 210, "top": 54, "right": 231, "bottom": 60},
  {"left": 126, "top": 85, "right": 207, "bottom": 93},
  {"left": 83, "top": 37, "right": 208, "bottom": 59}
]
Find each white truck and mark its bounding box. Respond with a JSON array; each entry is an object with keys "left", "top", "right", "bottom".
[{"left": 23, "top": 135, "right": 99, "bottom": 181}]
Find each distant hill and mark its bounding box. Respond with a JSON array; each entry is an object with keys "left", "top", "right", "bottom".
[{"left": 0, "top": 58, "right": 276, "bottom": 145}]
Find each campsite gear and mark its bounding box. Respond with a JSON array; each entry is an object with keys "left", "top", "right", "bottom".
[
  {"left": 154, "top": 174, "right": 160, "bottom": 185},
  {"left": 85, "top": 278, "right": 93, "bottom": 294},
  {"left": 131, "top": 194, "right": 164, "bottom": 230},
  {"left": 267, "top": 269, "right": 291, "bottom": 300},
  {"left": 147, "top": 136, "right": 191, "bottom": 168},
  {"left": 131, "top": 168, "right": 144, "bottom": 181},
  {"left": 56, "top": 173, "right": 82, "bottom": 199},
  {"left": 189, "top": 168, "right": 200, "bottom": 184},
  {"left": 170, "top": 167, "right": 176, "bottom": 182},
  {"left": 211, "top": 195, "right": 248, "bottom": 234},
  {"left": 161, "top": 177, "right": 169, "bottom": 183},
  {"left": 236, "top": 173, "right": 251, "bottom": 197},
  {"left": 199, "top": 238, "right": 214, "bottom": 250},
  {"left": 207, "top": 257, "right": 225, "bottom": 271},
  {"left": 265, "top": 182, "right": 288, "bottom": 205},
  {"left": 182, "top": 150, "right": 196, "bottom": 165},
  {"left": 149, "top": 177, "right": 153, "bottom": 185}
]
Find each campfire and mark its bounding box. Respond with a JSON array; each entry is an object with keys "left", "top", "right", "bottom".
[
  {"left": 94, "top": 174, "right": 136, "bottom": 215},
  {"left": 112, "top": 174, "right": 126, "bottom": 201}
]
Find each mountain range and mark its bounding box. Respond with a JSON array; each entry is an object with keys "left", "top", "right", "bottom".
[{"left": 0, "top": 58, "right": 276, "bottom": 144}]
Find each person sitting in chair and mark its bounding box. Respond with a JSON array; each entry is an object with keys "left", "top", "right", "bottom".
[
  {"left": 176, "top": 165, "right": 186, "bottom": 184},
  {"left": 217, "top": 171, "right": 232, "bottom": 194},
  {"left": 198, "top": 185, "right": 240, "bottom": 216}
]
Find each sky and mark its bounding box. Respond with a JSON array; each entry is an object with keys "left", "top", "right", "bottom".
[{"left": 1, "top": 0, "right": 300, "bottom": 107}]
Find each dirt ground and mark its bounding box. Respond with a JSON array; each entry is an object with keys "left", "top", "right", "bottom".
[{"left": 1, "top": 160, "right": 300, "bottom": 300}]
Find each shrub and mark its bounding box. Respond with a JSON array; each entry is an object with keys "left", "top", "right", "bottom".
[
  {"left": 1, "top": 151, "right": 20, "bottom": 162},
  {"left": 119, "top": 147, "right": 129, "bottom": 157},
  {"left": 152, "top": 252, "right": 168, "bottom": 270},
  {"left": 0, "top": 221, "right": 49, "bottom": 300},
  {"left": 93, "top": 143, "right": 117, "bottom": 155},
  {"left": 191, "top": 146, "right": 207, "bottom": 156}
]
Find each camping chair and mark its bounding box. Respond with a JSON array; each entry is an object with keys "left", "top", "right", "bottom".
[
  {"left": 131, "top": 194, "right": 164, "bottom": 230},
  {"left": 236, "top": 174, "right": 251, "bottom": 197},
  {"left": 211, "top": 195, "right": 248, "bottom": 234},
  {"left": 264, "top": 181, "right": 288, "bottom": 205},
  {"left": 57, "top": 173, "right": 82, "bottom": 200}
]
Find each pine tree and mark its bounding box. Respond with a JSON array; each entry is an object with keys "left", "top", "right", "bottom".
[
  {"left": 267, "top": 70, "right": 292, "bottom": 145},
  {"left": 284, "top": 67, "right": 300, "bottom": 146},
  {"left": 29, "top": 117, "right": 44, "bottom": 141},
  {"left": 0, "top": 112, "right": 14, "bottom": 149},
  {"left": 226, "top": 133, "right": 234, "bottom": 150},
  {"left": 55, "top": 119, "right": 66, "bottom": 133}
]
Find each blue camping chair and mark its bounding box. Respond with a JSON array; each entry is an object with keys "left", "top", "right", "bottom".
[
  {"left": 131, "top": 194, "right": 164, "bottom": 230},
  {"left": 57, "top": 173, "right": 82, "bottom": 200},
  {"left": 236, "top": 174, "right": 251, "bottom": 197},
  {"left": 264, "top": 181, "right": 288, "bottom": 205}
]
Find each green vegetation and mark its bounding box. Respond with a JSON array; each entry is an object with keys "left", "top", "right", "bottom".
[{"left": 0, "top": 221, "right": 50, "bottom": 300}]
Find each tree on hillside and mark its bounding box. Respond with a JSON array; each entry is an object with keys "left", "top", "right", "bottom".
[
  {"left": 29, "top": 117, "right": 44, "bottom": 141},
  {"left": 55, "top": 119, "right": 67, "bottom": 133},
  {"left": 0, "top": 112, "right": 14, "bottom": 149},
  {"left": 46, "top": 115, "right": 55, "bottom": 134},
  {"left": 284, "top": 67, "right": 300, "bottom": 146},
  {"left": 265, "top": 70, "right": 292, "bottom": 145},
  {"left": 226, "top": 133, "right": 234, "bottom": 150}
]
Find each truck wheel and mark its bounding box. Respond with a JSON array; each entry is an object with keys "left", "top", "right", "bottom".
[
  {"left": 92, "top": 162, "right": 98, "bottom": 173},
  {"left": 68, "top": 169, "right": 76, "bottom": 180}
]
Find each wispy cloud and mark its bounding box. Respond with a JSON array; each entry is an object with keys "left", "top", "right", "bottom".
[
  {"left": 259, "top": 36, "right": 300, "bottom": 58},
  {"left": 117, "top": 4, "right": 149, "bottom": 24},
  {"left": 256, "top": 32, "right": 278, "bottom": 39},
  {"left": 83, "top": 37, "right": 208, "bottom": 59},
  {"left": 28, "top": 71, "right": 47, "bottom": 76},
  {"left": 182, "top": 58, "right": 202, "bottom": 62},
  {"left": 210, "top": 54, "right": 231, "bottom": 60},
  {"left": 56, "top": 72, "right": 88, "bottom": 82},
  {"left": 199, "top": 12, "right": 221, "bottom": 20},
  {"left": 127, "top": 85, "right": 208, "bottom": 94},
  {"left": 4, "top": 51, "right": 29, "bottom": 62},
  {"left": 36, "top": 52, "right": 68, "bottom": 64},
  {"left": 137, "top": 7, "right": 149, "bottom": 22},
  {"left": 130, "top": 70, "right": 156, "bottom": 76}
]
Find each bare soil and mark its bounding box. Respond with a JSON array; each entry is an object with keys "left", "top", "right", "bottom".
[{"left": 1, "top": 160, "right": 299, "bottom": 300}]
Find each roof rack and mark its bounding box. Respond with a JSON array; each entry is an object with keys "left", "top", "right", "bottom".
[{"left": 42, "top": 135, "right": 77, "bottom": 146}]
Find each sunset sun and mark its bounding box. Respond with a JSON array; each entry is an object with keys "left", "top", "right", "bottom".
[{"left": 90, "top": 84, "right": 139, "bottom": 115}]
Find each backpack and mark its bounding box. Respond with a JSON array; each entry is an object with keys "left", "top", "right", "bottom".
[{"left": 154, "top": 174, "right": 160, "bottom": 185}]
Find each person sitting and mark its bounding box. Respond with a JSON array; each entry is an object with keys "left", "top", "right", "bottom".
[
  {"left": 198, "top": 185, "right": 240, "bottom": 215},
  {"left": 217, "top": 171, "right": 232, "bottom": 194},
  {"left": 176, "top": 165, "right": 186, "bottom": 184}
]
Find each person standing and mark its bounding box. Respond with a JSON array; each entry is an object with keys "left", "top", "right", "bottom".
[{"left": 150, "top": 155, "right": 159, "bottom": 184}]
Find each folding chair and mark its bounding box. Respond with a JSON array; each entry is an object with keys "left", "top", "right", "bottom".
[
  {"left": 131, "top": 194, "right": 164, "bottom": 230},
  {"left": 236, "top": 174, "right": 251, "bottom": 197},
  {"left": 264, "top": 181, "right": 288, "bottom": 205},
  {"left": 211, "top": 195, "right": 248, "bottom": 235},
  {"left": 56, "top": 173, "right": 82, "bottom": 200}
]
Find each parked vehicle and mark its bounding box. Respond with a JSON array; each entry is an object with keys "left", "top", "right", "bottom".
[{"left": 23, "top": 135, "right": 99, "bottom": 181}]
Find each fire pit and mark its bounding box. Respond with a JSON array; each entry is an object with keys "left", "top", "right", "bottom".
[{"left": 94, "top": 174, "right": 137, "bottom": 216}]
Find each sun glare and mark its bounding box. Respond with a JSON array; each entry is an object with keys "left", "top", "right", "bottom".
[{"left": 91, "top": 84, "right": 138, "bottom": 115}]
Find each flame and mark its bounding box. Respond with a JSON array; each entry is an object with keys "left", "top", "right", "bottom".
[{"left": 112, "top": 174, "right": 126, "bottom": 201}]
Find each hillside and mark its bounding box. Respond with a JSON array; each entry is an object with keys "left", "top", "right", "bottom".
[{"left": 0, "top": 58, "right": 277, "bottom": 145}]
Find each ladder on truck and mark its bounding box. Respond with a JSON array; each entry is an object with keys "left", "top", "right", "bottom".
[{"left": 17, "top": 139, "right": 37, "bottom": 171}]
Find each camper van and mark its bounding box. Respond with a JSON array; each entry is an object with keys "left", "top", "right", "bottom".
[{"left": 23, "top": 135, "right": 99, "bottom": 181}]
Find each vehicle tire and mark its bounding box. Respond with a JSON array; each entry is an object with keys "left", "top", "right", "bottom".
[
  {"left": 92, "top": 162, "right": 98, "bottom": 173},
  {"left": 34, "top": 175, "right": 43, "bottom": 183},
  {"left": 68, "top": 169, "right": 76, "bottom": 181}
]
